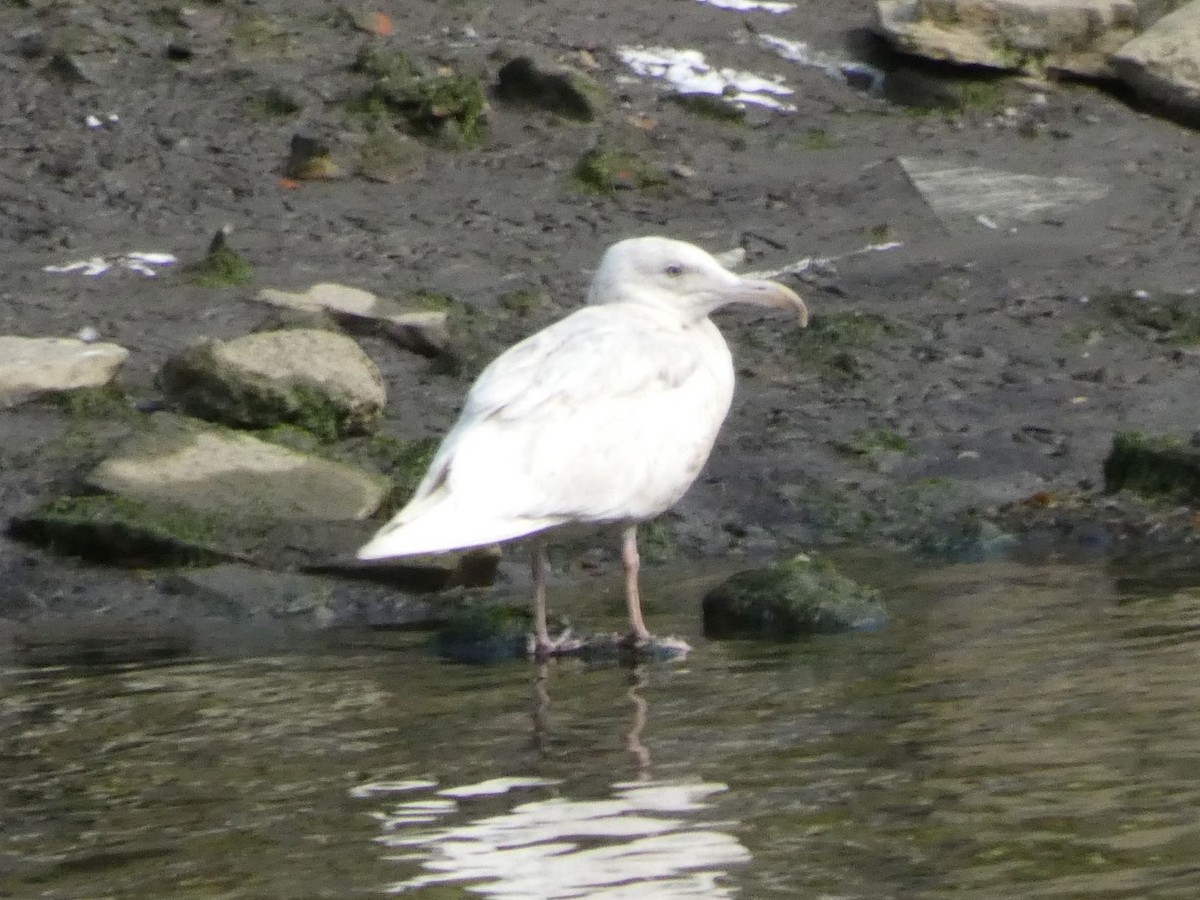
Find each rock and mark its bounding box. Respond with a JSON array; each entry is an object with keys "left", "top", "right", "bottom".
[
  {"left": 256, "top": 283, "right": 451, "bottom": 355},
  {"left": 434, "top": 601, "right": 533, "bottom": 663},
  {"left": 702, "top": 554, "right": 886, "bottom": 639},
  {"left": 87, "top": 415, "right": 388, "bottom": 520},
  {"left": 899, "top": 156, "right": 1110, "bottom": 228},
  {"left": 182, "top": 227, "right": 253, "bottom": 288},
  {"left": 8, "top": 494, "right": 235, "bottom": 568},
  {"left": 283, "top": 133, "right": 341, "bottom": 180},
  {"left": 0, "top": 336, "right": 129, "bottom": 409},
  {"left": 355, "top": 124, "right": 426, "bottom": 183},
  {"left": 1104, "top": 431, "right": 1200, "bottom": 504},
  {"left": 493, "top": 56, "right": 603, "bottom": 121},
  {"left": 875, "top": 0, "right": 1140, "bottom": 77},
  {"left": 1112, "top": 1, "right": 1200, "bottom": 120},
  {"left": 159, "top": 328, "right": 386, "bottom": 438}
]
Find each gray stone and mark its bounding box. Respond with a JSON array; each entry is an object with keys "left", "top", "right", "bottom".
[
  {"left": 159, "top": 328, "right": 386, "bottom": 438},
  {"left": 1112, "top": 1, "right": 1200, "bottom": 117},
  {"left": 493, "top": 57, "right": 604, "bottom": 121},
  {"left": 0, "top": 336, "right": 128, "bottom": 408},
  {"left": 875, "top": 0, "right": 1140, "bottom": 76},
  {"left": 88, "top": 415, "right": 388, "bottom": 521},
  {"left": 255, "top": 283, "right": 451, "bottom": 355}
]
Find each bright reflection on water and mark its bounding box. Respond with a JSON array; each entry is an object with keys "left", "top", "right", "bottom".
[{"left": 4, "top": 559, "right": 1200, "bottom": 898}]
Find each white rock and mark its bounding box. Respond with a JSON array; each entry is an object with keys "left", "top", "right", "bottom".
[
  {"left": 875, "top": 0, "right": 1140, "bottom": 76},
  {"left": 1112, "top": 1, "right": 1200, "bottom": 116},
  {"left": 88, "top": 417, "right": 388, "bottom": 521},
  {"left": 0, "top": 335, "right": 128, "bottom": 408}
]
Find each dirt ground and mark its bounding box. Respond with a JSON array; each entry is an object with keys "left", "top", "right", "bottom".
[{"left": 1, "top": 0, "right": 1198, "bottom": 657}]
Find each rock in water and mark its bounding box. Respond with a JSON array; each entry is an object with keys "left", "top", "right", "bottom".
[{"left": 702, "top": 554, "right": 886, "bottom": 639}]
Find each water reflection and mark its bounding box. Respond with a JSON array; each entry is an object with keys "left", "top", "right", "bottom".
[{"left": 359, "top": 667, "right": 751, "bottom": 898}]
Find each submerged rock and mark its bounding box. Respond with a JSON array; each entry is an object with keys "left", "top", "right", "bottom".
[
  {"left": 702, "top": 554, "right": 886, "bottom": 639},
  {"left": 0, "top": 336, "right": 128, "bottom": 409},
  {"left": 159, "top": 328, "right": 386, "bottom": 439},
  {"left": 1104, "top": 431, "right": 1200, "bottom": 505}
]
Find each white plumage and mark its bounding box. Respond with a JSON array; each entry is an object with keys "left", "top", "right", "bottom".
[{"left": 358, "top": 236, "right": 808, "bottom": 655}]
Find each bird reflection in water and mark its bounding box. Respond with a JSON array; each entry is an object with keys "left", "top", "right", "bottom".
[{"left": 359, "top": 667, "right": 750, "bottom": 897}]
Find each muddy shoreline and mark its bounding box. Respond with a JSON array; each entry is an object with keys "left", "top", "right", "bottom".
[{"left": 2, "top": 0, "right": 1198, "bottom": 663}]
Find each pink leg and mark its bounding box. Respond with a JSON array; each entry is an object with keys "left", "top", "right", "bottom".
[
  {"left": 621, "top": 525, "right": 650, "bottom": 645},
  {"left": 532, "top": 539, "right": 552, "bottom": 654}
]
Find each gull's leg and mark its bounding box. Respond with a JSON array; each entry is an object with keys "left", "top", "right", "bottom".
[
  {"left": 621, "top": 524, "right": 651, "bottom": 646},
  {"left": 532, "top": 538, "right": 552, "bottom": 655}
]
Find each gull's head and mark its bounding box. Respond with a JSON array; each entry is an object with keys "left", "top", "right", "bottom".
[{"left": 586, "top": 236, "right": 808, "bottom": 326}]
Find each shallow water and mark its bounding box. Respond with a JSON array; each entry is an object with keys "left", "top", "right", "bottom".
[{"left": 4, "top": 559, "right": 1200, "bottom": 899}]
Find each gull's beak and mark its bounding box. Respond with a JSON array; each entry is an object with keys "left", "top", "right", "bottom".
[{"left": 723, "top": 277, "right": 809, "bottom": 327}]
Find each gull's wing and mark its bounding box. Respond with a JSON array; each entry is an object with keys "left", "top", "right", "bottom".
[{"left": 357, "top": 304, "right": 732, "bottom": 558}]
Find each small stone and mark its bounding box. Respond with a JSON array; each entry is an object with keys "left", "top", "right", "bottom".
[{"left": 493, "top": 56, "right": 603, "bottom": 122}]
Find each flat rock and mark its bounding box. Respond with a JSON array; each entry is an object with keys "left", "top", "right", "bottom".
[
  {"left": 88, "top": 415, "right": 388, "bottom": 521},
  {"left": 1112, "top": 1, "right": 1200, "bottom": 118},
  {"left": 0, "top": 336, "right": 128, "bottom": 409},
  {"left": 159, "top": 328, "right": 386, "bottom": 438},
  {"left": 256, "top": 283, "right": 451, "bottom": 355},
  {"left": 899, "top": 156, "right": 1111, "bottom": 228},
  {"left": 875, "top": 0, "right": 1140, "bottom": 76}
]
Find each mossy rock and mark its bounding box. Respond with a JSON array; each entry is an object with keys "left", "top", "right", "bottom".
[
  {"left": 159, "top": 329, "right": 385, "bottom": 440},
  {"left": 8, "top": 494, "right": 232, "bottom": 567},
  {"left": 434, "top": 601, "right": 532, "bottom": 663},
  {"left": 352, "top": 44, "right": 486, "bottom": 147},
  {"left": 493, "top": 56, "right": 604, "bottom": 122},
  {"left": 183, "top": 228, "right": 253, "bottom": 288},
  {"left": 1104, "top": 432, "right": 1200, "bottom": 505},
  {"left": 702, "top": 554, "right": 885, "bottom": 640}
]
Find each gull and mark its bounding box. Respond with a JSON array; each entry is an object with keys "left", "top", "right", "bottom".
[{"left": 357, "top": 236, "right": 808, "bottom": 656}]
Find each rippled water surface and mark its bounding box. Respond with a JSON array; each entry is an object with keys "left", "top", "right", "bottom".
[{"left": 5, "top": 560, "right": 1200, "bottom": 898}]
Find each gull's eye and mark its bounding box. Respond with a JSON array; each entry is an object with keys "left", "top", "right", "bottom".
[{"left": 665, "top": 263, "right": 684, "bottom": 277}]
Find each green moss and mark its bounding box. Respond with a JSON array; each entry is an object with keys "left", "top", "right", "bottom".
[
  {"left": 958, "top": 78, "right": 1008, "bottom": 113},
  {"left": 348, "top": 434, "right": 440, "bottom": 515},
  {"left": 867, "top": 223, "right": 892, "bottom": 243},
  {"left": 351, "top": 45, "right": 486, "bottom": 147},
  {"left": 1098, "top": 290, "right": 1200, "bottom": 344},
  {"left": 668, "top": 92, "right": 746, "bottom": 123},
  {"left": 8, "top": 493, "right": 228, "bottom": 567},
  {"left": 844, "top": 428, "right": 911, "bottom": 458},
  {"left": 1104, "top": 432, "right": 1200, "bottom": 504},
  {"left": 183, "top": 230, "right": 253, "bottom": 288},
  {"left": 572, "top": 147, "right": 668, "bottom": 195},
  {"left": 789, "top": 311, "right": 896, "bottom": 385},
  {"left": 802, "top": 127, "right": 837, "bottom": 149},
  {"left": 159, "top": 346, "right": 352, "bottom": 442},
  {"left": 702, "top": 553, "right": 885, "bottom": 639},
  {"left": 638, "top": 517, "right": 677, "bottom": 564},
  {"left": 434, "top": 601, "right": 531, "bottom": 663},
  {"left": 248, "top": 87, "right": 301, "bottom": 120},
  {"left": 43, "top": 384, "right": 135, "bottom": 420}
]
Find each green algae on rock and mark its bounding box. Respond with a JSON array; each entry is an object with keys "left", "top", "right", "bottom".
[
  {"left": 702, "top": 553, "right": 885, "bottom": 639},
  {"left": 8, "top": 493, "right": 231, "bottom": 568},
  {"left": 1105, "top": 432, "right": 1200, "bottom": 505}
]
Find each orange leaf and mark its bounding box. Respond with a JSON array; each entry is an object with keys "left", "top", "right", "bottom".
[
  {"left": 369, "top": 11, "right": 393, "bottom": 36},
  {"left": 277, "top": 177, "right": 300, "bottom": 190}
]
